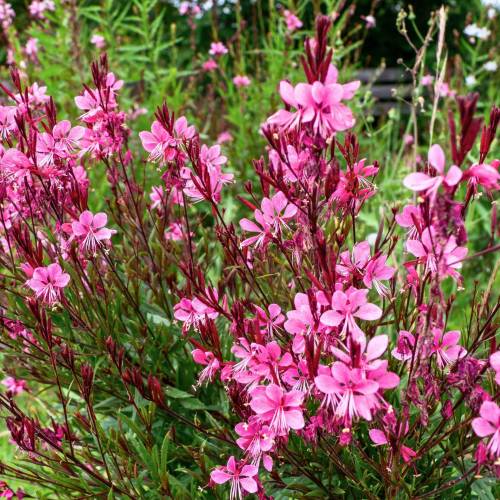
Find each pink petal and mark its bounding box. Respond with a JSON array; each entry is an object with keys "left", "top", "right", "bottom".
[
  {"left": 320, "top": 310, "right": 343, "bottom": 327},
  {"left": 403, "top": 173, "right": 438, "bottom": 191},
  {"left": 285, "top": 409, "right": 305, "bottom": 430},
  {"left": 444, "top": 165, "right": 462, "bottom": 186},
  {"left": 240, "top": 477, "right": 258, "bottom": 494},
  {"left": 428, "top": 144, "right": 445, "bottom": 173},
  {"left": 369, "top": 429, "right": 388, "bottom": 445},
  {"left": 366, "top": 335, "right": 388, "bottom": 361},
  {"left": 355, "top": 303, "right": 382, "bottom": 321},
  {"left": 210, "top": 469, "right": 231, "bottom": 484},
  {"left": 472, "top": 417, "right": 495, "bottom": 437},
  {"left": 315, "top": 374, "right": 337, "bottom": 394}
]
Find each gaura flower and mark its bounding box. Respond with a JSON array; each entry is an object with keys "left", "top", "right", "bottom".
[
  {"left": 472, "top": 401, "right": 500, "bottom": 458},
  {"left": 26, "top": 263, "right": 70, "bottom": 305},
  {"left": 210, "top": 456, "right": 258, "bottom": 500},
  {"left": 250, "top": 384, "right": 305, "bottom": 436}
]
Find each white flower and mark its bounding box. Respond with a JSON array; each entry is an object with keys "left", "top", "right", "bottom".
[
  {"left": 465, "top": 75, "right": 477, "bottom": 87},
  {"left": 463, "top": 23, "right": 491, "bottom": 40},
  {"left": 483, "top": 60, "right": 498, "bottom": 72},
  {"left": 488, "top": 7, "right": 497, "bottom": 19}
]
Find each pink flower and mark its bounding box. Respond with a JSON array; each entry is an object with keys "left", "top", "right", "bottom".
[
  {"left": 235, "top": 419, "right": 274, "bottom": 466},
  {"left": 395, "top": 204, "right": 424, "bottom": 238},
  {"left": 164, "top": 222, "right": 184, "bottom": 241},
  {"left": 268, "top": 73, "right": 359, "bottom": 138},
  {"left": 430, "top": 328, "right": 466, "bottom": 368},
  {"left": 463, "top": 162, "right": 500, "bottom": 192},
  {"left": 0, "top": 106, "right": 17, "bottom": 140},
  {"left": 315, "top": 362, "right": 379, "bottom": 422},
  {"left": 202, "top": 59, "right": 218, "bottom": 72},
  {"left": 255, "top": 304, "right": 285, "bottom": 337},
  {"left": 283, "top": 10, "right": 302, "bottom": 32},
  {"left": 406, "top": 228, "right": 468, "bottom": 281},
  {"left": 472, "top": 401, "right": 500, "bottom": 458},
  {"left": 391, "top": 331, "right": 416, "bottom": 361},
  {"left": 26, "top": 263, "right": 70, "bottom": 305},
  {"left": 361, "top": 15, "right": 376, "bottom": 29},
  {"left": 182, "top": 163, "right": 233, "bottom": 203},
  {"left": 192, "top": 349, "right": 220, "bottom": 385},
  {"left": 421, "top": 74, "right": 434, "bottom": 86},
  {"left": 2, "top": 377, "right": 27, "bottom": 396},
  {"left": 320, "top": 287, "right": 382, "bottom": 341},
  {"left": 200, "top": 144, "right": 227, "bottom": 168},
  {"left": 284, "top": 291, "right": 330, "bottom": 353},
  {"left": 240, "top": 191, "right": 297, "bottom": 247},
  {"left": 332, "top": 159, "right": 379, "bottom": 210},
  {"left": 209, "top": 42, "right": 228, "bottom": 56},
  {"left": 217, "top": 131, "right": 233, "bottom": 144},
  {"left": 233, "top": 75, "right": 251, "bottom": 87},
  {"left": 490, "top": 351, "right": 500, "bottom": 385},
  {"left": 91, "top": 34, "right": 105, "bottom": 49},
  {"left": 173, "top": 293, "right": 219, "bottom": 332},
  {"left": 403, "top": 144, "right": 462, "bottom": 198},
  {"left": 210, "top": 456, "right": 258, "bottom": 499},
  {"left": 436, "top": 82, "right": 455, "bottom": 98},
  {"left": 71, "top": 211, "right": 115, "bottom": 253},
  {"left": 25, "top": 38, "right": 38, "bottom": 60},
  {"left": 250, "top": 384, "right": 305, "bottom": 436},
  {"left": 364, "top": 254, "right": 395, "bottom": 296}
]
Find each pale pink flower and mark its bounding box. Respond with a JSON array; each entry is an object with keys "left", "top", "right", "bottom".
[
  {"left": 91, "top": 34, "right": 105, "bottom": 49},
  {"left": 29, "top": 0, "right": 55, "bottom": 19},
  {"left": 472, "top": 401, "right": 500, "bottom": 457},
  {"left": 404, "top": 144, "right": 462, "bottom": 198},
  {"left": 391, "top": 331, "right": 416, "bottom": 361},
  {"left": 315, "top": 361, "right": 379, "bottom": 421},
  {"left": 490, "top": 351, "right": 500, "bottom": 385},
  {"left": 361, "top": 15, "right": 376, "bottom": 29},
  {"left": 2, "top": 377, "right": 27, "bottom": 396},
  {"left": 403, "top": 134, "right": 414, "bottom": 146},
  {"left": 209, "top": 42, "right": 228, "bottom": 56},
  {"left": 406, "top": 228, "right": 468, "bottom": 281},
  {"left": 435, "top": 82, "right": 455, "bottom": 98},
  {"left": 210, "top": 456, "right": 258, "bottom": 499},
  {"left": 283, "top": 10, "right": 302, "bottom": 32},
  {"left": 71, "top": 210, "right": 115, "bottom": 253},
  {"left": 25, "top": 38, "right": 38, "bottom": 60},
  {"left": 421, "top": 74, "right": 434, "bottom": 86},
  {"left": 320, "top": 287, "right": 382, "bottom": 341},
  {"left": 430, "top": 328, "right": 466, "bottom": 368},
  {"left": 233, "top": 75, "right": 251, "bottom": 87},
  {"left": 250, "top": 384, "right": 305, "bottom": 436},
  {"left": 202, "top": 59, "right": 218, "bottom": 72},
  {"left": 26, "top": 263, "right": 70, "bottom": 305},
  {"left": 217, "top": 131, "right": 233, "bottom": 144}
]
